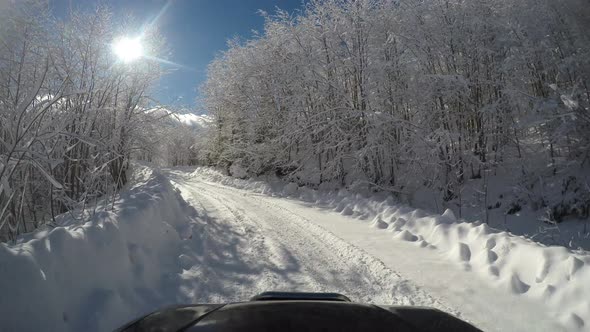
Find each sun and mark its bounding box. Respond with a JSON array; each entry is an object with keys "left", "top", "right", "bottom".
[{"left": 112, "top": 37, "right": 143, "bottom": 63}]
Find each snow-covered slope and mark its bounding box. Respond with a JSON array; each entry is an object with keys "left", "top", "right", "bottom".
[
  {"left": 150, "top": 107, "right": 212, "bottom": 130},
  {"left": 170, "top": 112, "right": 212, "bottom": 129},
  {"left": 0, "top": 166, "right": 198, "bottom": 331},
  {"left": 191, "top": 167, "right": 590, "bottom": 331}
]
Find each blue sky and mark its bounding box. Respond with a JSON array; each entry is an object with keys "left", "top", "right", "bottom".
[{"left": 50, "top": 0, "right": 306, "bottom": 110}]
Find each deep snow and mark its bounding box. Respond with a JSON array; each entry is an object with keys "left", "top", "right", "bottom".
[
  {"left": 0, "top": 166, "right": 197, "bottom": 331},
  {"left": 1, "top": 165, "right": 588, "bottom": 331}
]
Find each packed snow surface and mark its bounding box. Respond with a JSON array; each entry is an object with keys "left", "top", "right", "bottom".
[{"left": 1, "top": 166, "right": 588, "bottom": 331}]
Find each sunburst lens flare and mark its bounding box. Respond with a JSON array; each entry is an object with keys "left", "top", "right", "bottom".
[{"left": 112, "top": 37, "right": 143, "bottom": 63}]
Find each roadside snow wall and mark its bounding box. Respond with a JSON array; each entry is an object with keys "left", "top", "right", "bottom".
[{"left": 0, "top": 166, "right": 196, "bottom": 332}]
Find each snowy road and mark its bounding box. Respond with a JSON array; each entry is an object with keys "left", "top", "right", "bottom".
[
  {"left": 168, "top": 170, "right": 566, "bottom": 332},
  {"left": 168, "top": 170, "right": 447, "bottom": 307}
]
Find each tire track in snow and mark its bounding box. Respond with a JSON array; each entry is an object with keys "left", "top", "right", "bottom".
[{"left": 172, "top": 172, "right": 456, "bottom": 316}]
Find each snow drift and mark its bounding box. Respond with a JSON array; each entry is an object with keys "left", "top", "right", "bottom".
[
  {"left": 192, "top": 167, "right": 590, "bottom": 331},
  {"left": 0, "top": 166, "right": 198, "bottom": 332}
]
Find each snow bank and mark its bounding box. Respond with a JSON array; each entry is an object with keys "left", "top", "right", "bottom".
[
  {"left": 192, "top": 167, "right": 590, "bottom": 331},
  {"left": 0, "top": 166, "right": 198, "bottom": 332}
]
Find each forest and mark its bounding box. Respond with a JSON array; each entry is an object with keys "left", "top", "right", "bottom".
[{"left": 202, "top": 0, "right": 590, "bottom": 225}]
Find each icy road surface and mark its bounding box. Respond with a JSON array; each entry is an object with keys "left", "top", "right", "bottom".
[{"left": 168, "top": 170, "right": 565, "bottom": 332}]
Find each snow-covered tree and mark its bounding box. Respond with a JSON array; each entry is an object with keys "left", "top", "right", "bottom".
[
  {"left": 0, "top": 1, "right": 165, "bottom": 240},
  {"left": 201, "top": 0, "right": 590, "bottom": 222}
]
